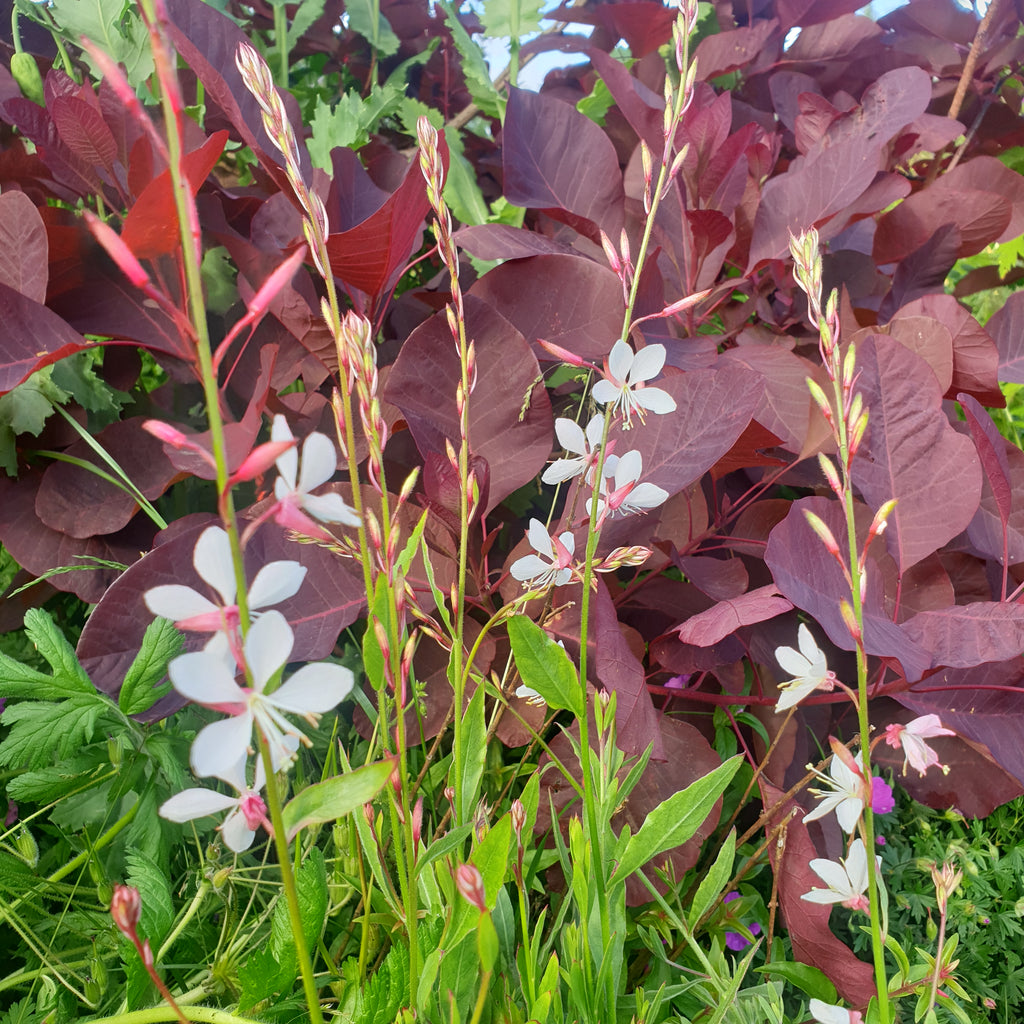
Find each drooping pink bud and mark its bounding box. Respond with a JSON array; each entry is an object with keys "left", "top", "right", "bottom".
[
  {"left": 228, "top": 439, "right": 296, "bottom": 485},
  {"left": 455, "top": 863, "right": 487, "bottom": 912},
  {"left": 110, "top": 884, "right": 141, "bottom": 937},
  {"left": 83, "top": 211, "right": 150, "bottom": 289}
]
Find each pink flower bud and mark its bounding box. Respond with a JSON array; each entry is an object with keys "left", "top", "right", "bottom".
[
  {"left": 455, "top": 863, "right": 487, "bottom": 912},
  {"left": 110, "top": 884, "right": 141, "bottom": 937},
  {"left": 83, "top": 211, "right": 150, "bottom": 289},
  {"left": 228, "top": 439, "right": 295, "bottom": 485}
]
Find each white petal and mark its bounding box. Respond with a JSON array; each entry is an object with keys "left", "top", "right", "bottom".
[
  {"left": 607, "top": 339, "right": 634, "bottom": 382},
  {"left": 556, "top": 531, "right": 575, "bottom": 557},
  {"left": 194, "top": 527, "right": 236, "bottom": 606},
  {"left": 511, "top": 554, "right": 550, "bottom": 582},
  {"left": 302, "top": 492, "right": 360, "bottom": 526},
  {"left": 220, "top": 807, "right": 256, "bottom": 852},
  {"left": 634, "top": 387, "right": 676, "bottom": 415},
  {"left": 775, "top": 644, "right": 811, "bottom": 678},
  {"left": 774, "top": 681, "right": 815, "bottom": 713},
  {"left": 797, "top": 623, "right": 826, "bottom": 673},
  {"left": 808, "top": 857, "right": 852, "bottom": 894},
  {"left": 584, "top": 414, "right": 605, "bottom": 448},
  {"left": 212, "top": 752, "right": 250, "bottom": 793},
  {"left": 615, "top": 449, "right": 643, "bottom": 486},
  {"left": 628, "top": 343, "right": 666, "bottom": 383},
  {"left": 553, "top": 417, "right": 586, "bottom": 455},
  {"left": 809, "top": 999, "right": 853, "bottom": 1024},
  {"left": 802, "top": 794, "right": 843, "bottom": 824},
  {"left": 145, "top": 585, "right": 218, "bottom": 622},
  {"left": 591, "top": 379, "right": 621, "bottom": 406},
  {"left": 801, "top": 889, "right": 845, "bottom": 905},
  {"left": 272, "top": 416, "right": 298, "bottom": 490},
  {"left": 297, "top": 432, "right": 338, "bottom": 493},
  {"left": 160, "top": 788, "right": 237, "bottom": 822},
  {"left": 269, "top": 662, "right": 354, "bottom": 714},
  {"left": 834, "top": 797, "right": 863, "bottom": 834},
  {"left": 626, "top": 483, "right": 668, "bottom": 510},
  {"left": 525, "top": 518, "right": 554, "bottom": 557},
  {"left": 542, "top": 458, "right": 585, "bottom": 484},
  {"left": 248, "top": 561, "right": 307, "bottom": 609},
  {"left": 191, "top": 712, "right": 254, "bottom": 778},
  {"left": 244, "top": 610, "right": 294, "bottom": 690},
  {"left": 169, "top": 651, "right": 246, "bottom": 705},
  {"left": 844, "top": 839, "right": 869, "bottom": 891}
]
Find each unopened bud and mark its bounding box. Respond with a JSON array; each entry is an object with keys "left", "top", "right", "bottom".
[
  {"left": 839, "top": 598, "right": 861, "bottom": 641},
  {"left": 931, "top": 861, "right": 963, "bottom": 915},
  {"left": 640, "top": 141, "right": 653, "bottom": 185},
  {"left": 806, "top": 378, "right": 834, "bottom": 424},
  {"left": 600, "top": 229, "right": 621, "bottom": 273},
  {"left": 868, "top": 499, "right": 897, "bottom": 541},
  {"left": 816, "top": 453, "right": 843, "bottom": 498},
  {"left": 848, "top": 409, "right": 869, "bottom": 459},
  {"left": 110, "top": 884, "right": 141, "bottom": 937},
  {"left": 455, "top": 863, "right": 487, "bottom": 912},
  {"left": 595, "top": 545, "right": 652, "bottom": 571},
  {"left": 667, "top": 144, "right": 688, "bottom": 184},
  {"left": 660, "top": 286, "right": 710, "bottom": 318},
  {"left": 803, "top": 510, "right": 841, "bottom": 557},
  {"left": 511, "top": 799, "right": 526, "bottom": 841}
]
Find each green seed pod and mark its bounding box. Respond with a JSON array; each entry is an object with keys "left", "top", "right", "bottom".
[
  {"left": 10, "top": 53, "right": 44, "bottom": 106},
  {"left": 14, "top": 827, "right": 38, "bottom": 868},
  {"left": 83, "top": 979, "right": 101, "bottom": 1007},
  {"left": 91, "top": 952, "right": 108, "bottom": 994}
]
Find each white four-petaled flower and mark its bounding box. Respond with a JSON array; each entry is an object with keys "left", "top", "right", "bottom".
[
  {"left": 802, "top": 837, "right": 877, "bottom": 913},
  {"left": 592, "top": 450, "right": 668, "bottom": 524},
  {"left": 271, "top": 416, "right": 360, "bottom": 538},
  {"left": 592, "top": 340, "right": 675, "bottom": 429},
  {"left": 510, "top": 519, "right": 576, "bottom": 589},
  {"left": 802, "top": 752, "right": 867, "bottom": 835},
  {"left": 144, "top": 526, "right": 306, "bottom": 654},
  {"left": 542, "top": 415, "right": 608, "bottom": 485},
  {"left": 169, "top": 610, "right": 354, "bottom": 778},
  {"left": 883, "top": 714, "right": 955, "bottom": 776},
  {"left": 774, "top": 624, "right": 837, "bottom": 713}
]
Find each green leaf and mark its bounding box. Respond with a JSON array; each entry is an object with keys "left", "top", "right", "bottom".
[
  {"left": 611, "top": 756, "right": 742, "bottom": 884},
  {"left": 754, "top": 961, "right": 837, "bottom": 1003},
  {"left": 436, "top": 0, "right": 503, "bottom": 119},
  {"left": 286, "top": 0, "right": 327, "bottom": 49},
  {"left": 5, "top": 756, "right": 101, "bottom": 803},
  {"left": 507, "top": 614, "right": 584, "bottom": 717},
  {"left": 443, "top": 125, "right": 490, "bottom": 226},
  {"left": 119, "top": 618, "right": 181, "bottom": 715},
  {"left": 307, "top": 85, "right": 403, "bottom": 167},
  {"left": 361, "top": 575, "right": 391, "bottom": 694},
  {"left": 0, "top": 696, "right": 116, "bottom": 769},
  {"left": 294, "top": 847, "right": 329, "bottom": 954},
  {"left": 24, "top": 608, "right": 93, "bottom": 690},
  {"left": 0, "top": 998, "right": 38, "bottom": 1024},
  {"left": 126, "top": 850, "right": 174, "bottom": 947},
  {"left": 687, "top": 828, "right": 736, "bottom": 930},
  {"left": 0, "top": 369, "right": 67, "bottom": 437},
  {"left": 283, "top": 758, "right": 393, "bottom": 839},
  {"left": 457, "top": 683, "right": 487, "bottom": 825},
  {"left": 48, "top": 0, "right": 154, "bottom": 86},
  {"left": 345, "top": 0, "right": 400, "bottom": 56},
  {"left": 50, "top": 351, "right": 129, "bottom": 423},
  {"left": 479, "top": 0, "right": 544, "bottom": 38}
]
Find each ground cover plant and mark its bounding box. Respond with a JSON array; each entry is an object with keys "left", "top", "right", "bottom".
[{"left": 1, "top": 0, "right": 1024, "bottom": 1020}]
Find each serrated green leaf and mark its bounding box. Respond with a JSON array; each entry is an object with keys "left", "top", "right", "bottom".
[
  {"left": 283, "top": 758, "right": 393, "bottom": 839},
  {"left": 507, "top": 614, "right": 584, "bottom": 717},
  {"left": 307, "top": 85, "right": 402, "bottom": 168},
  {"left": 48, "top": 0, "right": 154, "bottom": 86},
  {"left": 50, "top": 352, "right": 128, "bottom": 423},
  {"left": 24, "top": 609, "right": 93, "bottom": 690},
  {"left": 0, "top": 696, "right": 116, "bottom": 769},
  {"left": 126, "top": 850, "right": 174, "bottom": 947},
  {"left": 286, "top": 0, "right": 327, "bottom": 49},
  {"left": 119, "top": 618, "right": 181, "bottom": 715},
  {"left": 345, "top": 0, "right": 400, "bottom": 56},
  {"left": 0, "top": 370, "right": 66, "bottom": 437},
  {"left": 436, "top": 0, "right": 503, "bottom": 118},
  {"left": 687, "top": 828, "right": 736, "bottom": 930},
  {"left": 0, "top": 996, "right": 38, "bottom": 1024},
  {"left": 611, "top": 756, "right": 741, "bottom": 884},
  {"left": 5, "top": 756, "right": 101, "bottom": 803},
  {"left": 480, "top": 0, "right": 544, "bottom": 39}
]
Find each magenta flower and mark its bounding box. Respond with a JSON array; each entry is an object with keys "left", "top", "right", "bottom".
[
  {"left": 871, "top": 776, "right": 895, "bottom": 815},
  {"left": 884, "top": 715, "right": 955, "bottom": 776}
]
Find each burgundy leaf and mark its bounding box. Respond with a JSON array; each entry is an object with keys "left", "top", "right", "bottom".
[
  {"left": 765, "top": 496, "right": 931, "bottom": 681},
  {"left": 901, "top": 603, "right": 1024, "bottom": 670},
  {"left": 694, "top": 21, "right": 778, "bottom": 80},
  {"left": 452, "top": 224, "right": 581, "bottom": 261},
  {"left": 0, "top": 191, "right": 48, "bottom": 303},
  {"left": 0, "top": 280, "right": 89, "bottom": 393},
  {"left": 967, "top": 432, "right": 1024, "bottom": 567},
  {"left": 468, "top": 254, "right": 624, "bottom": 363},
  {"left": 851, "top": 336, "right": 982, "bottom": 572},
  {"left": 503, "top": 86, "right": 625, "bottom": 241},
  {"left": 761, "top": 779, "right": 876, "bottom": 1007},
  {"left": 50, "top": 95, "right": 118, "bottom": 176},
  {"left": 121, "top": 130, "right": 228, "bottom": 260},
  {"left": 382, "top": 295, "right": 553, "bottom": 513},
  {"left": 877, "top": 224, "right": 961, "bottom": 321},
  {"left": 587, "top": 47, "right": 663, "bottom": 152},
  {"left": 324, "top": 150, "right": 434, "bottom": 303},
  {"left": 35, "top": 418, "right": 177, "bottom": 538},
  {"left": 675, "top": 555, "right": 748, "bottom": 602},
  {"left": 785, "top": 13, "right": 883, "bottom": 62},
  {"left": 776, "top": 0, "right": 870, "bottom": 30},
  {"left": 986, "top": 289, "right": 1024, "bottom": 384},
  {"left": 959, "top": 392, "right": 1012, "bottom": 524},
  {"left": 673, "top": 585, "right": 793, "bottom": 647}
]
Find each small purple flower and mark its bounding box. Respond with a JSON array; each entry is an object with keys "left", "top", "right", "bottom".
[
  {"left": 723, "top": 891, "right": 761, "bottom": 951},
  {"left": 871, "top": 776, "right": 895, "bottom": 815}
]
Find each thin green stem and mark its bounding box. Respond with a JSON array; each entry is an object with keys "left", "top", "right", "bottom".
[
  {"left": 83, "top": 1008, "right": 263, "bottom": 1024},
  {"left": 48, "top": 795, "right": 140, "bottom": 885},
  {"left": 156, "top": 879, "right": 212, "bottom": 962},
  {"left": 273, "top": 2, "right": 288, "bottom": 87}
]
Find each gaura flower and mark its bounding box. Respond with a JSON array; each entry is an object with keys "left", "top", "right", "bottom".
[
  {"left": 592, "top": 450, "right": 669, "bottom": 524},
  {"left": 592, "top": 340, "right": 676, "bottom": 428},
  {"left": 270, "top": 416, "right": 360, "bottom": 538},
  {"left": 169, "top": 610, "right": 354, "bottom": 778},
  {"left": 515, "top": 684, "right": 545, "bottom": 705},
  {"left": 808, "top": 998, "right": 863, "bottom": 1024},
  {"left": 803, "top": 751, "right": 869, "bottom": 835},
  {"left": 542, "top": 415, "right": 608, "bottom": 485},
  {"left": 144, "top": 526, "right": 306, "bottom": 654},
  {"left": 158, "top": 744, "right": 294, "bottom": 852},
  {"left": 802, "top": 837, "right": 878, "bottom": 913},
  {"left": 510, "top": 519, "right": 576, "bottom": 589},
  {"left": 884, "top": 714, "right": 955, "bottom": 776},
  {"left": 774, "top": 624, "right": 837, "bottom": 713}
]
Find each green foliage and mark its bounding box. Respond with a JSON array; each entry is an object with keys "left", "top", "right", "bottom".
[
  {"left": 308, "top": 85, "right": 404, "bottom": 166},
  {"left": 43, "top": 0, "right": 154, "bottom": 85},
  {"left": 118, "top": 617, "right": 181, "bottom": 716},
  {"left": 345, "top": 0, "right": 400, "bottom": 56},
  {"left": 477, "top": 0, "right": 544, "bottom": 39}
]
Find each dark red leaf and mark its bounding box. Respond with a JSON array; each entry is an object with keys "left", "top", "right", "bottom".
[
  {"left": 959, "top": 392, "right": 1013, "bottom": 525},
  {"left": 0, "top": 191, "right": 48, "bottom": 303},
  {"left": 673, "top": 585, "right": 793, "bottom": 647},
  {"left": 453, "top": 224, "right": 581, "bottom": 261},
  {"left": 901, "top": 603, "right": 1024, "bottom": 670},
  {"left": 966, "top": 432, "right": 1024, "bottom": 567},
  {"left": 50, "top": 95, "right": 118, "bottom": 176},
  {"left": 694, "top": 21, "right": 778, "bottom": 81},
  {"left": 986, "top": 289, "right": 1024, "bottom": 384},
  {"left": 121, "top": 130, "right": 228, "bottom": 260}
]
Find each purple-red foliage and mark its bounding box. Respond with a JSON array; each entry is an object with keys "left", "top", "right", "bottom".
[{"left": 3, "top": 0, "right": 1024, "bottom": 993}]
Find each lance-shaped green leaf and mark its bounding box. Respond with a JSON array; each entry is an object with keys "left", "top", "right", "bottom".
[
  {"left": 611, "top": 756, "right": 741, "bottom": 884},
  {"left": 283, "top": 758, "right": 394, "bottom": 839},
  {"left": 507, "top": 614, "right": 584, "bottom": 718}
]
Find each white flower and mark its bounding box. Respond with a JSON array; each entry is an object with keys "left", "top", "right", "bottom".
[
  {"left": 883, "top": 715, "right": 955, "bottom": 776},
  {"left": 542, "top": 415, "right": 607, "bottom": 485},
  {"left": 774, "top": 624, "right": 837, "bottom": 713},
  {"left": 802, "top": 752, "right": 866, "bottom": 834},
  {"left": 809, "top": 999, "right": 863, "bottom": 1024},
  {"left": 169, "top": 610, "right": 354, "bottom": 778},
  {"left": 271, "top": 416, "right": 360, "bottom": 536},
  {"left": 592, "top": 340, "right": 675, "bottom": 428},
  {"left": 158, "top": 744, "right": 294, "bottom": 852},
  {"left": 510, "top": 519, "right": 576, "bottom": 589},
  {"left": 144, "top": 526, "right": 306, "bottom": 651},
  {"left": 592, "top": 450, "right": 668, "bottom": 523},
  {"left": 802, "top": 838, "right": 877, "bottom": 913},
  {"left": 515, "top": 684, "right": 545, "bottom": 705}
]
